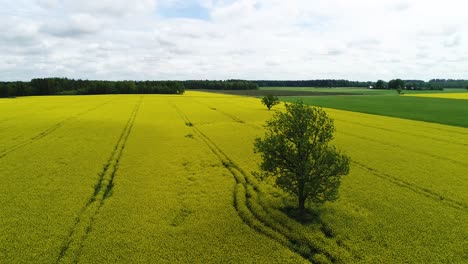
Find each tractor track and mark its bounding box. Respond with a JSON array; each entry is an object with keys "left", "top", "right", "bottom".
[
  {"left": 340, "top": 131, "right": 468, "bottom": 168},
  {"left": 172, "top": 104, "right": 352, "bottom": 263},
  {"left": 56, "top": 98, "right": 142, "bottom": 264},
  {"left": 328, "top": 110, "right": 468, "bottom": 136},
  {"left": 175, "top": 101, "right": 465, "bottom": 261},
  {"left": 352, "top": 161, "right": 468, "bottom": 211},
  {"left": 0, "top": 99, "right": 114, "bottom": 160},
  {"left": 183, "top": 103, "right": 468, "bottom": 211},
  {"left": 334, "top": 118, "right": 468, "bottom": 148},
  {"left": 193, "top": 99, "right": 262, "bottom": 129}
]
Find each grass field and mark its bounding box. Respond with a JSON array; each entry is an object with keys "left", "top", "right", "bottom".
[
  {"left": 281, "top": 95, "right": 468, "bottom": 128},
  {"left": 261, "top": 87, "right": 392, "bottom": 95},
  {"left": 0, "top": 92, "right": 467, "bottom": 263},
  {"left": 196, "top": 87, "right": 467, "bottom": 97},
  {"left": 261, "top": 87, "right": 467, "bottom": 95}
]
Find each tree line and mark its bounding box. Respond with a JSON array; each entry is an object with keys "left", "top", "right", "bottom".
[
  {"left": 427, "top": 79, "right": 468, "bottom": 89},
  {"left": 374, "top": 79, "right": 459, "bottom": 90},
  {"left": 2, "top": 78, "right": 467, "bottom": 98},
  {"left": 254, "top": 80, "right": 373, "bottom": 87},
  {"left": 255, "top": 79, "right": 468, "bottom": 89},
  {"left": 252, "top": 79, "right": 468, "bottom": 90},
  {"left": 0, "top": 78, "right": 260, "bottom": 97},
  {"left": 183, "top": 80, "right": 258, "bottom": 90},
  {"left": 0, "top": 78, "right": 185, "bottom": 97}
]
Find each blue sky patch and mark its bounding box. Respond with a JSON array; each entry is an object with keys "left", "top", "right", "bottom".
[{"left": 158, "top": 2, "right": 210, "bottom": 20}]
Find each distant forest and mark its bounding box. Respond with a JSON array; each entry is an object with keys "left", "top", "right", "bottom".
[
  {"left": 254, "top": 79, "right": 468, "bottom": 89},
  {"left": 405, "top": 79, "right": 468, "bottom": 89},
  {"left": 184, "top": 80, "right": 258, "bottom": 90},
  {"left": 0, "top": 78, "right": 257, "bottom": 97},
  {"left": 1, "top": 78, "right": 467, "bottom": 98},
  {"left": 254, "top": 80, "right": 373, "bottom": 87}
]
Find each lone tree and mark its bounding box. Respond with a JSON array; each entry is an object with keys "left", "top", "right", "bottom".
[
  {"left": 375, "top": 80, "right": 386, "bottom": 89},
  {"left": 254, "top": 102, "right": 350, "bottom": 218},
  {"left": 396, "top": 86, "right": 403, "bottom": 94},
  {"left": 261, "top": 94, "right": 280, "bottom": 110},
  {"left": 388, "top": 79, "right": 405, "bottom": 90}
]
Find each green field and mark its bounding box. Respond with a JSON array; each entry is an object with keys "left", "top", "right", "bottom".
[
  {"left": 262, "top": 87, "right": 393, "bottom": 95},
  {"left": 281, "top": 94, "right": 468, "bottom": 128},
  {"left": 202, "top": 87, "right": 467, "bottom": 97},
  {"left": 1, "top": 92, "right": 467, "bottom": 263},
  {"left": 263, "top": 87, "right": 466, "bottom": 95}
]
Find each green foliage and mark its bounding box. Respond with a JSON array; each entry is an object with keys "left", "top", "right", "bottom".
[
  {"left": 254, "top": 102, "right": 350, "bottom": 215},
  {"left": 429, "top": 84, "right": 444, "bottom": 91},
  {"left": 0, "top": 81, "right": 32, "bottom": 97},
  {"left": 183, "top": 80, "right": 258, "bottom": 90},
  {"left": 261, "top": 94, "right": 280, "bottom": 110},
  {"left": 0, "top": 78, "right": 185, "bottom": 97},
  {"left": 396, "top": 86, "right": 403, "bottom": 94},
  {"left": 428, "top": 78, "right": 468, "bottom": 88},
  {"left": 254, "top": 79, "right": 373, "bottom": 87},
  {"left": 388, "top": 79, "right": 406, "bottom": 90},
  {"left": 375, "top": 80, "right": 386, "bottom": 89}
]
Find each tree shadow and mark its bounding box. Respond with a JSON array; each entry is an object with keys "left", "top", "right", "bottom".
[{"left": 282, "top": 205, "right": 322, "bottom": 224}]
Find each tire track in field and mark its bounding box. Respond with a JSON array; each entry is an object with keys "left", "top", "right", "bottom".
[
  {"left": 56, "top": 98, "right": 142, "bottom": 264},
  {"left": 0, "top": 126, "right": 10, "bottom": 133},
  {"left": 0, "top": 117, "right": 10, "bottom": 128},
  {"left": 193, "top": 99, "right": 262, "bottom": 129},
  {"left": 209, "top": 102, "right": 468, "bottom": 154},
  {"left": 395, "top": 121, "right": 468, "bottom": 136},
  {"left": 334, "top": 118, "right": 468, "bottom": 147},
  {"left": 419, "top": 125, "right": 468, "bottom": 136},
  {"left": 0, "top": 99, "right": 114, "bottom": 160},
  {"left": 352, "top": 161, "right": 468, "bottom": 210},
  {"left": 177, "top": 102, "right": 355, "bottom": 261},
  {"left": 340, "top": 131, "right": 468, "bottom": 168},
  {"left": 187, "top": 105, "right": 468, "bottom": 226},
  {"left": 172, "top": 104, "right": 351, "bottom": 264}
]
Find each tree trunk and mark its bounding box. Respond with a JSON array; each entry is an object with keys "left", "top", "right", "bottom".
[{"left": 298, "top": 185, "right": 306, "bottom": 221}]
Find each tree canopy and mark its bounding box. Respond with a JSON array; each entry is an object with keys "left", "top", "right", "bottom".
[
  {"left": 254, "top": 102, "right": 350, "bottom": 217},
  {"left": 261, "top": 94, "right": 280, "bottom": 110},
  {"left": 375, "top": 80, "right": 386, "bottom": 89},
  {"left": 388, "top": 79, "right": 406, "bottom": 90}
]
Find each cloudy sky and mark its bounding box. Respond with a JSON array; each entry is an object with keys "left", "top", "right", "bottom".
[{"left": 1, "top": 0, "right": 467, "bottom": 81}]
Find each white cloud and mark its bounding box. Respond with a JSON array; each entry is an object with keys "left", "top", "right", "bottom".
[
  {"left": 1, "top": 0, "right": 468, "bottom": 81},
  {"left": 62, "top": 0, "right": 158, "bottom": 17},
  {"left": 36, "top": 0, "right": 59, "bottom": 9},
  {"left": 40, "top": 13, "right": 103, "bottom": 37}
]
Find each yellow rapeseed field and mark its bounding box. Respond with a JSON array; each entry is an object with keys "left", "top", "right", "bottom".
[
  {"left": 0, "top": 91, "right": 466, "bottom": 263},
  {"left": 405, "top": 92, "right": 468, "bottom": 99}
]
